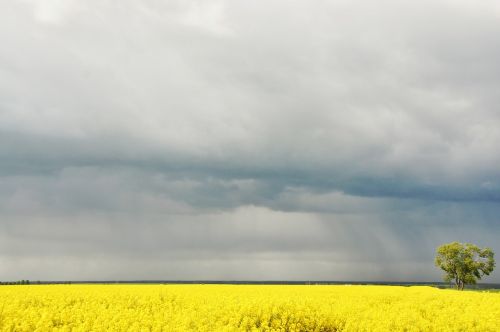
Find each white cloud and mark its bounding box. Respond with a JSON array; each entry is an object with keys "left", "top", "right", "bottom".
[{"left": 20, "top": 0, "right": 81, "bottom": 25}]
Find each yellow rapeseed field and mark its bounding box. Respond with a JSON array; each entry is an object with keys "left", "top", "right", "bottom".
[{"left": 0, "top": 284, "right": 499, "bottom": 331}]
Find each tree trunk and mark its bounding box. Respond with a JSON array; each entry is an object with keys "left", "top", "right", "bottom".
[{"left": 457, "top": 280, "right": 465, "bottom": 291}]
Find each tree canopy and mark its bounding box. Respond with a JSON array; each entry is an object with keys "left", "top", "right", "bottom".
[{"left": 435, "top": 242, "right": 495, "bottom": 290}]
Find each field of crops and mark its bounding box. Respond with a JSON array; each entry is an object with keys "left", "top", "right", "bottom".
[{"left": 0, "top": 284, "right": 499, "bottom": 331}]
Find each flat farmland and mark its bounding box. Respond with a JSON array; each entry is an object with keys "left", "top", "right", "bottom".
[{"left": 0, "top": 284, "right": 499, "bottom": 331}]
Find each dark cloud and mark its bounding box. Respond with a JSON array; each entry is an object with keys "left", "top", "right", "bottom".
[{"left": 1, "top": 0, "right": 499, "bottom": 281}]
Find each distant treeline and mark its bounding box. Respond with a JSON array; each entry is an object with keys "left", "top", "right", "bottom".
[
  {"left": 0, "top": 280, "right": 77, "bottom": 285},
  {"left": 1, "top": 280, "right": 499, "bottom": 289},
  {"left": 0, "top": 280, "right": 33, "bottom": 285},
  {"left": 0, "top": 280, "right": 75, "bottom": 285}
]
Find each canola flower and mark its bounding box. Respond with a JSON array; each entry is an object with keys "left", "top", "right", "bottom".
[{"left": 0, "top": 284, "right": 499, "bottom": 331}]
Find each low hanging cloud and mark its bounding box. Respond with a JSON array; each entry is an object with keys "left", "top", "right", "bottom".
[{"left": 1, "top": 0, "right": 499, "bottom": 281}]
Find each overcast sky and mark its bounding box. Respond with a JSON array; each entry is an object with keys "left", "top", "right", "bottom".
[{"left": 1, "top": 0, "right": 499, "bottom": 282}]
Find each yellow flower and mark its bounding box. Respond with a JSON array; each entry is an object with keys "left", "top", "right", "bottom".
[{"left": 0, "top": 284, "right": 499, "bottom": 331}]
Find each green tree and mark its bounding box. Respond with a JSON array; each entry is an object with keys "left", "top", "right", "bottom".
[{"left": 435, "top": 242, "right": 495, "bottom": 290}]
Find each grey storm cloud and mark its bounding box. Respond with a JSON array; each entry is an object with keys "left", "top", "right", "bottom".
[{"left": 1, "top": 0, "right": 500, "bottom": 281}]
